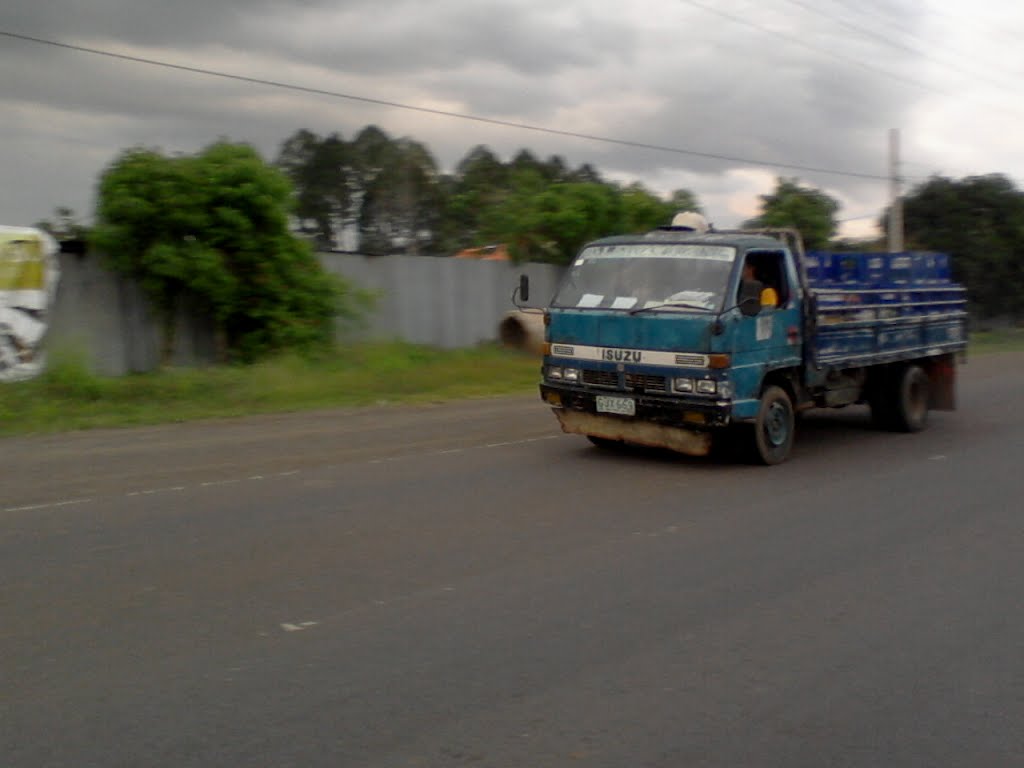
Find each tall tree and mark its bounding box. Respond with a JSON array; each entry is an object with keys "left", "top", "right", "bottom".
[
  {"left": 569, "top": 163, "right": 604, "bottom": 185},
  {"left": 748, "top": 177, "right": 840, "bottom": 249},
  {"left": 510, "top": 149, "right": 546, "bottom": 178},
  {"left": 620, "top": 182, "right": 676, "bottom": 233},
  {"left": 897, "top": 174, "right": 1024, "bottom": 318},
  {"left": 276, "top": 130, "right": 351, "bottom": 249},
  {"left": 357, "top": 137, "right": 444, "bottom": 256},
  {"left": 481, "top": 171, "right": 623, "bottom": 264},
  {"left": 437, "top": 145, "right": 509, "bottom": 254},
  {"left": 667, "top": 189, "right": 703, "bottom": 216},
  {"left": 455, "top": 145, "right": 509, "bottom": 189}
]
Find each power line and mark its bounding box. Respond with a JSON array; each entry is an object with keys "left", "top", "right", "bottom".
[
  {"left": 0, "top": 28, "right": 892, "bottom": 182},
  {"left": 830, "top": 0, "right": 1013, "bottom": 74},
  {"left": 679, "top": 0, "right": 1024, "bottom": 124},
  {"left": 785, "top": 0, "right": 1020, "bottom": 95},
  {"left": 676, "top": 0, "right": 944, "bottom": 95},
  {"left": 922, "top": 1, "right": 1024, "bottom": 49}
]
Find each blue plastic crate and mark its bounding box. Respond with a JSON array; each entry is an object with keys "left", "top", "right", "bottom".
[
  {"left": 913, "top": 251, "right": 953, "bottom": 284},
  {"left": 831, "top": 253, "right": 862, "bottom": 285},
  {"left": 883, "top": 253, "right": 915, "bottom": 286},
  {"left": 804, "top": 251, "right": 829, "bottom": 285},
  {"left": 827, "top": 253, "right": 885, "bottom": 287}
]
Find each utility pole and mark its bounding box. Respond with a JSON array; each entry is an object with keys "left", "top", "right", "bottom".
[{"left": 888, "top": 128, "right": 904, "bottom": 252}]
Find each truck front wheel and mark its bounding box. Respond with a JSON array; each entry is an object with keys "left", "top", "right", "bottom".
[{"left": 753, "top": 385, "right": 795, "bottom": 465}]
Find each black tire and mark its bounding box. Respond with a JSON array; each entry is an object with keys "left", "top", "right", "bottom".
[
  {"left": 710, "top": 428, "right": 740, "bottom": 461},
  {"left": 892, "top": 364, "right": 930, "bottom": 432},
  {"left": 752, "top": 385, "right": 796, "bottom": 465},
  {"left": 587, "top": 435, "right": 624, "bottom": 449},
  {"left": 868, "top": 378, "right": 896, "bottom": 429}
]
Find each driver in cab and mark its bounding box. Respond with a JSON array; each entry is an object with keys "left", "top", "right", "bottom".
[{"left": 742, "top": 261, "right": 779, "bottom": 309}]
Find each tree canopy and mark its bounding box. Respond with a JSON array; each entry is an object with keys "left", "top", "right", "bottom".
[
  {"left": 746, "top": 177, "right": 840, "bottom": 250},
  {"left": 897, "top": 174, "right": 1024, "bottom": 319},
  {"left": 275, "top": 126, "right": 702, "bottom": 263},
  {"left": 92, "top": 141, "right": 355, "bottom": 364}
]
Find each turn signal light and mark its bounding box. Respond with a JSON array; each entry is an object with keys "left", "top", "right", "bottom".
[{"left": 708, "top": 354, "right": 731, "bottom": 369}]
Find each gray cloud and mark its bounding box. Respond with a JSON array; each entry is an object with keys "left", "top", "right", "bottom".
[{"left": 1, "top": 0, "right": 1020, "bottom": 235}]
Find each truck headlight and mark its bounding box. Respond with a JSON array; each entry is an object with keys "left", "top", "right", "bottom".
[
  {"left": 547, "top": 366, "right": 563, "bottom": 380},
  {"left": 696, "top": 380, "right": 717, "bottom": 395},
  {"left": 673, "top": 377, "right": 694, "bottom": 393},
  {"left": 563, "top": 367, "right": 580, "bottom": 383},
  {"left": 717, "top": 381, "right": 733, "bottom": 399}
]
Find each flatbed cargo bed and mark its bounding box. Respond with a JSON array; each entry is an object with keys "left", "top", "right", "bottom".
[{"left": 806, "top": 251, "right": 968, "bottom": 369}]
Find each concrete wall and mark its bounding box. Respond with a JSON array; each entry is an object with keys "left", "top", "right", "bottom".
[{"left": 46, "top": 250, "right": 563, "bottom": 376}]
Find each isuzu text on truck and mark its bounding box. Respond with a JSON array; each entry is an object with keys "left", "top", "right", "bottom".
[{"left": 522, "top": 218, "right": 968, "bottom": 465}]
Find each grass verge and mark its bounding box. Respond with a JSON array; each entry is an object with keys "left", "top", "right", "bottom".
[
  {"left": 0, "top": 342, "right": 541, "bottom": 437},
  {"left": 968, "top": 327, "right": 1024, "bottom": 354},
  {"left": 3, "top": 330, "right": 1022, "bottom": 438}
]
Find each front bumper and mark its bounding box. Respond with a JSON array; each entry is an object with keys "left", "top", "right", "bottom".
[{"left": 539, "top": 382, "right": 733, "bottom": 429}]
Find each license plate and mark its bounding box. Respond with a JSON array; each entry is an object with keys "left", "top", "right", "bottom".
[{"left": 596, "top": 395, "right": 635, "bottom": 416}]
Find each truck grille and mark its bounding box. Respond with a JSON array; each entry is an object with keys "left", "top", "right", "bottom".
[
  {"left": 582, "top": 369, "right": 619, "bottom": 388},
  {"left": 625, "top": 373, "right": 668, "bottom": 392}
]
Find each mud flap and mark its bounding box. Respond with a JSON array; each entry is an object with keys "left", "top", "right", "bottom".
[{"left": 925, "top": 354, "right": 957, "bottom": 411}]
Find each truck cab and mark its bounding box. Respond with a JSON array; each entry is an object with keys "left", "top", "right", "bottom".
[{"left": 535, "top": 224, "right": 967, "bottom": 464}]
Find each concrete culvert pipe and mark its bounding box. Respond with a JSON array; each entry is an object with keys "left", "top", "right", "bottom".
[{"left": 498, "top": 310, "right": 545, "bottom": 356}]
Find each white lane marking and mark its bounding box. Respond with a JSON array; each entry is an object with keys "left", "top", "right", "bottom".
[
  {"left": 127, "top": 486, "right": 186, "bottom": 497},
  {"left": 929, "top": 455, "right": 948, "bottom": 461},
  {"left": 3, "top": 498, "right": 93, "bottom": 513},
  {"left": 200, "top": 479, "right": 242, "bottom": 487},
  {"left": 280, "top": 620, "right": 320, "bottom": 632},
  {"left": 7, "top": 434, "right": 563, "bottom": 514}
]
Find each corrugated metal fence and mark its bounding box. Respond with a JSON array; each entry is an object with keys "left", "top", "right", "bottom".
[{"left": 47, "top": 251, "right": 563, "bottom": 376}]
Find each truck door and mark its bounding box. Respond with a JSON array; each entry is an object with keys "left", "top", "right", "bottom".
[{"left": 729, "top": 249, "right": 803, "bottom": 410}]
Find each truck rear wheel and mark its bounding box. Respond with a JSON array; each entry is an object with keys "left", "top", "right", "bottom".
[
  {"left": 893, "top": 364, "right": 930, "bottom": 432},
  {"left": 753, "top": 385, "right": 795, "bottom": 465},
  {"left": 871, "top": 364, "right": 929, "bottom": 432},
  {"left": 868, "top": 385, "right": 896, "bottom": 429}
]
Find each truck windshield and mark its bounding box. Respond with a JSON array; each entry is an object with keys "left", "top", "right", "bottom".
[{"left": 550, "top": 243, "right": 736, "bottom": 312}]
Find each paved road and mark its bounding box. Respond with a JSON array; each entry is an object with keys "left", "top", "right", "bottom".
[{"left": 3, "top": 353, "right": 1023, "bottom": 767}]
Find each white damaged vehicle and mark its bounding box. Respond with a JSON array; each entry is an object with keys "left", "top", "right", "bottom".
[{"left": 0, "top": 226, "right": 61, "bottom": 382}]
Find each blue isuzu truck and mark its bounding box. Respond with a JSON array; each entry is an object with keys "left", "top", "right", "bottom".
[{"left": 529, "top": 221, "right": 968, "bottom": 465}]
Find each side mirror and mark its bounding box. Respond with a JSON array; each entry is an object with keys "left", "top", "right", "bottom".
[
  {"left": 518, "top": 274, "right": 530, "bottom": 303},
  {"left": 738, "top": 280, "right": 763, "bottom": 317}
]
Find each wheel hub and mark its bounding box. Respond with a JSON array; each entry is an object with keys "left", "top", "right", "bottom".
[{"left": 765, "top": 402, "right": 789, "bottom": 446}]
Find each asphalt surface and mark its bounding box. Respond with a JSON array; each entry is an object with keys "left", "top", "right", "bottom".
[{"left": 2, "top": 352, "right": 1023, "bottom": 767}]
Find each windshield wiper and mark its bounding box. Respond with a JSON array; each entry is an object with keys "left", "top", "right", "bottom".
[{"left": 629, "top": 301, "right": 714, "bottom": 315}]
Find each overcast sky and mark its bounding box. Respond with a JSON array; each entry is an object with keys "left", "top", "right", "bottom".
[{"left": 2, "top": 0, "right": 1023, "bottom": 241}]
